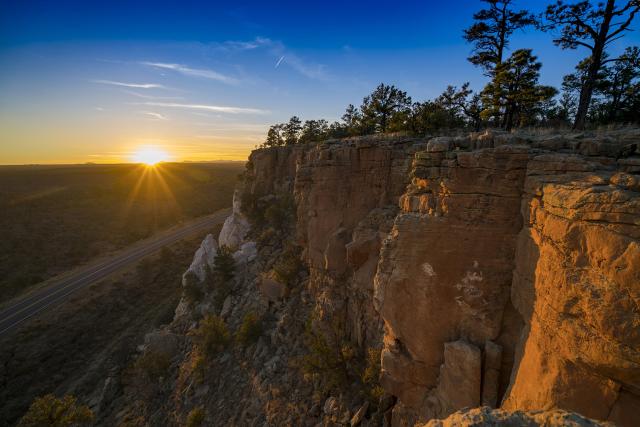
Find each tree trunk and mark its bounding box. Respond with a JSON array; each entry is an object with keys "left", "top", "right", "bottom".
[{"left": 573, "top": 0, "right": 615, "bottom": 130}]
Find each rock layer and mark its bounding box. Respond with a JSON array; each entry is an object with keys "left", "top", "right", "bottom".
[{"left": 372, "top": 132, "right": 640, "bottom": 425}]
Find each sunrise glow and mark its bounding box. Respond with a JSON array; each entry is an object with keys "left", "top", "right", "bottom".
[{"left": 132, "top": 146, "right": 169, "bottom": 165}]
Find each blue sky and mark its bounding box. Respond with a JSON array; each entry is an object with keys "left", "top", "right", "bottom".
[{"left": 1, "top": 0, "right": 639, "bottom": 163}]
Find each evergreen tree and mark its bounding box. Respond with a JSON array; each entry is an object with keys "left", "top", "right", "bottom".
[
  {"left": 599, "top": 46, "right": 640, "bottom": 123},
  {"left": 436, "top": 83, "right": 484, "bottom": 130},
  {"left": 463, "top": 0, "right": 536, "bottom": 75},
  {"left": 543, "top": 0, "right": 640, "bottom": 129},
  {"left": 360, "top": 84, "right": 412, "bottom": 133},
  {"left": 409, "top": 101, "right": 463, "bottom": 135},
  {"left": 481, "top": 49, "right": 557, "bottom": 129},
  {"left": 283, "top": 116, "right": 302, "bottom": 145},
  {"left": 341, "top": 104, "right": 362, "bottom": 135},
  {"left": 213, "top": 245, "right": 235, "bottom": 284},
  {"left": 299, "top": 119, "right": 329, "bottom": 143},
  {"left": 263, "top": 124, "right": 284, "bottom": 147}
]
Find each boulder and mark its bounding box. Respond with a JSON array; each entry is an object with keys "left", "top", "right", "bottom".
[
  {"left": 183, "top": 234, "right": 218, "bottom": 283},
  {"left": 218, "top": 189, "right": 250, "bottom": 250}
]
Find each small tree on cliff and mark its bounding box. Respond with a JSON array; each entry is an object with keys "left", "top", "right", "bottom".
[
  {"left": 464, "top": 0, "right": 536, "bottom": 75},
  {"left": 542, "top": 0, "right": 640, "bottom": 129},
  {"left": 360, "top": 83, "right": 412, "bottom": 133},
  {"left": 212, "top": 245, "right": 235, "bottom": 310}
]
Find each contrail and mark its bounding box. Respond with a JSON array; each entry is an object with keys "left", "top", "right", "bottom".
[{"left": 275, "top": 56, "right": 285, "bottom": 68}]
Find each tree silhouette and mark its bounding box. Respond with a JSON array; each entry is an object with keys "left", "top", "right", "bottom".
[
  {"left": 482, "top": 49, "right": 557, "bottom": 129},
  {"left": 543, "top": 0, "right": 640, "bottom": 129},
  {"left": 360, "top": 84, "right": 412, "bottom": 133},
  {"left": 464, "top": 0, "right": 536, "bottom": 75}
]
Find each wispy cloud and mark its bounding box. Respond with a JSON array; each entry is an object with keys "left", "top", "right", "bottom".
[
  {"left": 133, "top": 102, "right": 268, "bottom": 115},
  {"left": 215, "top": 37, "right": 329, "bottom": 80},
  {"left": 138, "top": 111, "right": 168, "bottom": 120},
  {"left": 122, "top": 90, "right": 183, "bottom": 100},
  {"left": 92, "top": 79, "right": 165, "bottom": 89},
  {"left": 141, "top": 62, "right": 239, "bottom": 85}
]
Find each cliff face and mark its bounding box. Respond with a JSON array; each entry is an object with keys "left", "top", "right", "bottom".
[
  {"left": 246, "top": 130, "right": 639, "bottom": 426},
  {"left": 118, "top": 131, "right": 638, "bottom": 427}
]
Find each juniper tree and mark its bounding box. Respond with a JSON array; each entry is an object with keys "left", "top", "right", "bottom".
[{"left": 543, "top": 0, "right": 640, "bottom": 129}]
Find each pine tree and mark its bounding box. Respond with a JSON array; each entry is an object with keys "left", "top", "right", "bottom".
[
  {"left": 543, "top": 0, "right": 640, "bottom": 129},
  {"left": 463, "top": 0, "right": 536, "bottom": 75},
  {"left": 481, "top": 49, "right": 557, "bottom": 130},
  {"left": 360, "top": 84, "right": 412, "bottom": 133},
  {"left": 283, "top": 116, "right": 302, "bottom": 145}
]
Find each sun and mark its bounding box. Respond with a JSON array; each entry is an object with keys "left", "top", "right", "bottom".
[{"left": 132, "top": 146, "right": 169, "bottom": 166}]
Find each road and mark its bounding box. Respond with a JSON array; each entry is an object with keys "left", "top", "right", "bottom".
[{"left": 0, "top": 208, "right": 230, "bottom": 339}]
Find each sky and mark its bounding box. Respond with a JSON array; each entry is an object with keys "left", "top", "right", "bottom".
[{"left": 1, "top": 0, "right": 639, "bottom": 164}]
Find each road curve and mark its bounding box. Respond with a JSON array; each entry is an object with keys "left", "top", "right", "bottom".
[{"left": 0, "top": 208, "right": 230, "bottom": 339}]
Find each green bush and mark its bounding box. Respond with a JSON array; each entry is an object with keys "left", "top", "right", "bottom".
[
  {"left": 236, "top": 312, "right": 263, "bottom": 347},
  {"left": 190, "top": 314, "right": 231, "bottom": 360},
  {"left": 18, "top": 394, "right": 94, "bottom": 427},
  {"left": 186, "top": 406, "right": 205, "bottom": 427}
]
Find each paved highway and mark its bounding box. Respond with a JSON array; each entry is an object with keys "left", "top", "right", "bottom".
[{"left": 0, "top": 208, "right": 230, "bottom": 339}]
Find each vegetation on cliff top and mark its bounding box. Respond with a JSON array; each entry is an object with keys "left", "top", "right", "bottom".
[{"left": 259, "top": 0, "right": 639, "bottom": 149}]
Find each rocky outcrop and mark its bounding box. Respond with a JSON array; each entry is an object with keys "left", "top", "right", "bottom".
[
  {"left": 373, "top": 131, "right": 640, "bottom": 426},
  {"left": 502, "top": 152, "right": 640, "bottom": 425},
  {"left": 124, "top": 130, "right": 639, "bottom": 427},
  {"left": 420, "top": 406, "right": 612, "bottom": 427},
  {"left": 218, "top": 190, "right": 250, "bottom": 250},
  {"left": 241, "top": 131, "right": 639, "bottom": 426},
  {"left": 183, "top": 233, "right": 218, "bottom": 283}
]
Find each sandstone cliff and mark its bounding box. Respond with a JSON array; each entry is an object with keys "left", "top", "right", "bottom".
[
  {"left": 117, "top": 130, "right": 639, "bottom": 427},
  {"left": 247, "top": 130, "right": 639, "bottom": 426}
]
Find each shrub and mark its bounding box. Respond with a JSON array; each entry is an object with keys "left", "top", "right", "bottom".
[
  {"left": 264, "top": 194, "right": 295, "bottom": 231},
  {"left": 190, "top": 351, "right": 207, "bottom": 384},
  {"left": 190, "top": 314, "right": 231, "bottom": 359},
  {"left": 256, "top": 227, "right": 277, "bottom": 247},
  {"left": 134, "top": 349, "right": 172, "bottom": 381},
  {"left": 211, "top": 246, "right": 235, "bottom": 311},
  {"left": 300, "top": 317, "right": 355, "bottom": 392},
  {"left": 18, "top": 394, "right": 94, "bottom": 427},
  {"left": 183, "top": 271, "right": 203, "bottom": 305},
  {"left": 362, "top": 348, "right": 384, "bottom": 403},
  {"left": 236, "top": 312, "right": 262, "bottom": 347},
  {"left": 272, "top": 243, "right": 304, "bottom": 287},
  {"left": 186, "top": 406, "right": 205, "bottom": 427}
]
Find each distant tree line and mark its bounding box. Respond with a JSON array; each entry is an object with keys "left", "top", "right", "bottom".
[{"left": 260, "top": 0, "right": 639, "bottom": 148}]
